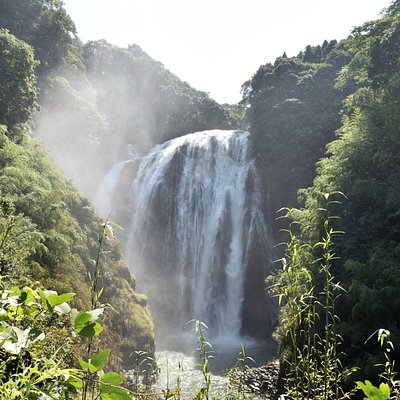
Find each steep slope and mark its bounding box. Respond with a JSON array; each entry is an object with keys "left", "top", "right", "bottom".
[
  {"left": 0, "top": 27, "right": 154, "bottom": 369},
  {"left": 242, "top": 40, "right": 354, "bottom": 234},
  {"left": 300, "top": 0, "right": 400, "bottom": 379}
]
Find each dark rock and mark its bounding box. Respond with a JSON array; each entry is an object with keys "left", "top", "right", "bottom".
[{"left": 242, "top": 360, "right": 280, "bottom": 399}]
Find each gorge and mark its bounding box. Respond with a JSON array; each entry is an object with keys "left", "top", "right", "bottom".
[{"left": 2, "top": 0, "right": 400, "bottom": 396}]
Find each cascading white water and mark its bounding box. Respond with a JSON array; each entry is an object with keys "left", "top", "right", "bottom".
[
  {"left": 93, "top": 144, "right": 140, "bottom": 217},
  {"left": 125, "top": 130, "right": 272, "bottom": 339},
  {"left": 93, "top": 160, "right": 130, "bottom": 217}
]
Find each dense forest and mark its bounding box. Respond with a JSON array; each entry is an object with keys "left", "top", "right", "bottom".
[
  {"left": 0, "top": 0, "right": 400, "bottom": 398},
  {"left": 0, "top": 24, "right": 155, "bottom": 369},
  {"left": 243, "top": 0, "right": 400, "bottom": 396}
]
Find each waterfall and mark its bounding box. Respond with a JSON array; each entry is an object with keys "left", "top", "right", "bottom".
[
  {"left": 93, "top": 160, "right": 130, "bottom": 217},
  {"left": 94, "top": 144, "right": 140, "bottom": 217},
  {"left": 124, "top": 130, "right": 273, "bottom": 339}
]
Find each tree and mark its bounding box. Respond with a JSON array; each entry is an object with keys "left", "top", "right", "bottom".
[
  {"left": 300, "top": 1, "right": 400, "bottom": 381},
  {"left": 241, "top": 42, "right": 353, "bottom": 236},
  {"left": 0, "top": 29, "right": 38, "bottom": 128},
  {"left": 0, "top": 0, "right": 82, "bottom": 75}
]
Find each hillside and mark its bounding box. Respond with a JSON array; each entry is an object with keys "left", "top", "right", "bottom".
[
  {"left": 243, "top": 0, "right": 400, "bottom": 390},
  {"left": 0, "top": 13, "right": 154, "bottom": 369}
]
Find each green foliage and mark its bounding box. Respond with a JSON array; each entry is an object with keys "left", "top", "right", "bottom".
[
  {"left": 83, "top": 40, "right": 238, "bottom": 154},
  {"left": 298, "top": 3, "right": 400, "bottom": 380},
  {"left": 356, "top": 381, "right": 390, "bottom": 400},
  {"left": 0, "top": 218, "right": 142, "bottom": 399},
  {"left": 355, "top": 330, "right": 399, "bottom": 400},
  {"left": 193, "top": 320, "right": 212, "bottom": 400},
  {"left": 77, "top": 221, "right": 133, "bottom": 400},
  {"left": 226, "top": 343, "right": 255, "bottom": 400},
  {"left": 269, "top": 197, "right": 351, "bottom": 400},
  {"left": 0, "top": 275, "right": 80, "bottom": 399},
  {"left": 242, "top": 40, "right": 354, "bottom": 224},
  {"left": 0, "top": 29, "right": 38, "bottom": 128},
  {"left": 0, "top": 0, "right": 83, "bottom": 75},
  {"left": 0, "top": 125, "right": 154, "bottom": 367},
  {"left": 0, "top": 276, "right": 133, "bottom": 399},
  {"left": 337, "top": 1, "right": 400, "bottom": 90},
  {"left": 238, "top": 2, "right": 400, "bottom": 389}
]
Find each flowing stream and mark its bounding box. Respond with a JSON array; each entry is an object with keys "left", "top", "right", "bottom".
[{"left": 153, "top": 335, "right": 278, "bottom": 398}]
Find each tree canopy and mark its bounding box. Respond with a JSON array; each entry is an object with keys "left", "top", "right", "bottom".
[
  {"left": 242, "top": 39, "right": 354, "bottom": 229},
  {"left": 0, "top": 5, "right": 155, "bottom": 366},
  {"left": 0, "top": 0, "right": 83, "bottom": 74},
  {"left": 0, "top": 29, "right": 38, "bottom": 128},
  {"left": 299, "top": 1, "right": 400, "bottom": 377}
]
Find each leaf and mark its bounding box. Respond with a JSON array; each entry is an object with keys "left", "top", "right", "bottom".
[
  {"left": 88, "top": 308, "right": 104, "bottom": 321},
  {"left": 19, "top": 287, "right": 35, "bottom": 304},
  {"left": 39, "top": 289, "right": 74, "bottom": 312},
  {"left": 72, "top": 309, "right": 104, "bottom": 337},
  {"left": 109, "top": 221, "right": 125, "bottom": 231},
  {"left": 54, "top": 302, "right": 71, "bottom": 314},
  {"left": 67, "top": 376, "right": 83, "bottom": 389},
  {"left": 78, "top": 322, "right": 103, "bottom": 337},
  {"left": 100, "top": 372, "right": 123, "bottom": 386},
  {"left": 38, "top": 289, "right": 54, "bottom": 311},
  {"left": 72, "top": 308, "right": 103, "bottom": 328},
  {"left": 27, "top": 327, "right": 45, "bottom": 343},
  {"left": 73, "top": 311, "right": 92, "bottom": 330},
  {"left": 46, "top": 292, "right": 75, "bottom": 307},
  {"left": 90, "top": 349, "right": 111, "bottom": 371},
  {"left": 356, "top": 380, "right": 390, "bottom": 400},
  {"left": 78, "top": 357, "right": 98, "bottom": 373},
  {"left": 99, "top": 372, "right": 131, "bottom": 399},
  {"left": 41, "top": 291, "right": 74, "bottom": 314},
  {"left": 1, "top": 327, "right": 44, "bottom": 354},
  {"left": 378, "top": 383, "right": 391, "bottom": 398}
]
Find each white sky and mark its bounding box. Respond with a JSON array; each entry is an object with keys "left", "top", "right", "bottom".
[{"left": 63, "top": 0, "right": 392, "bottom": 104}]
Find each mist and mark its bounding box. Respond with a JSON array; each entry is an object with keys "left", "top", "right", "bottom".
[
  {"left": 33, "top": 40, "right": 234, "bottom": 200},
  {"left": 31, "top": 38, "right": 276, "bottom": 343}
]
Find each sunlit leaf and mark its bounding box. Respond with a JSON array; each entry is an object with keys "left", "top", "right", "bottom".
[{"left": 90, "top": 349, "right": 111, "bottom": 371}]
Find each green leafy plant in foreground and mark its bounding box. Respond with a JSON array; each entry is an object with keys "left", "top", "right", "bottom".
[
  {"left": 226, "top": 343, "right": 255, "bottom": 400},
  {"left": 189, "top": 320, "right": 213, "bottom": 400},
  {"left": 0, "top": 218, "right": 131, "bottom": 399},
  {"left": 269, "top": 193, "right": 353, "bottom": 400},
  {"left": 269, "top": 193, "right": 400, "bottom": 400},
  {"left": 73, "top": 219, "right": 131, "bottom": 400},
  {"left": 0, "top": 281, "right": 81, "bottom": 399},
  {"left": 356, "top": 329, "right": 399, "bottom": 400}
]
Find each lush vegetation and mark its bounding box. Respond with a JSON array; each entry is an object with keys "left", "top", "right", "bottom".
[
  {"left": 0, "top": 220, "right": 136, "bottom": 399},
  {"left": 270, "top": 201, "right": 400, "bottom": 399},
  {"left": 83, "top": 40, "right": 239, "bottom": 152},
  {"left": 0, "top": 25, "right": 154, "bottom": 371},
  {"left": 2, "top": 0, "right": 400, "bottom": 397},
  {"left": 299, "top": 0, "right": 400, "bottom": 383},
  {"left": 242, "top": 39, "right": 354, "bottom": 230},
  {"left": 244, "top": 0, "right": 400, "bottom": 396},
  {"left": 0, "top": 0, "right": 83, "bottom": 76}
]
